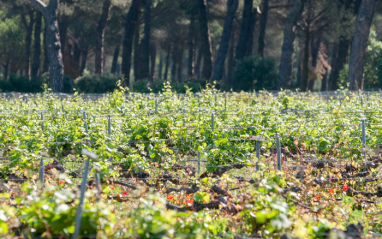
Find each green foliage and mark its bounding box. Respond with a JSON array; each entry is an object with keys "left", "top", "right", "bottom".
[
  {"left": 0, "top": 16, "right": 24, "bottom": 70},
  {"left": 74, "top": 73, "right": 120, "bottom": 93},
  {"left": 232, "top": 56, "right": 278, "bottom": 91},
  {"left": 18, "top": 189, "right": 115, "bottom": 237},
  {"left": 0, "top": 75, "right": 44, "bottom": 93}
]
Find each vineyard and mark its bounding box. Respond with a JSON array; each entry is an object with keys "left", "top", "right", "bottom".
[{"left": 1, "top": 84, "right": 382, "bottom": 238}]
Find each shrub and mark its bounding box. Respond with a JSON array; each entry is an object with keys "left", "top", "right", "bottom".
[
  {"left": 74, "top": 73, "right": 120, "bottom": 93},
  {"left": 232, "top": 55, "right": 277, "bottom": 91},
  {"left": 63, "top": 75, "right": 74, "bottom": 93},
  {"left": 0, "top": 74, "right": 44, "bottom": 93},
  {"left": 74, "top": 73, "right": 101, "bottom": 93}
]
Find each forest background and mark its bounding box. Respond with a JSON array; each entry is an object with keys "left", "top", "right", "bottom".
[{"left": 0, "top": 0, "right": 381, "bottom": 93}]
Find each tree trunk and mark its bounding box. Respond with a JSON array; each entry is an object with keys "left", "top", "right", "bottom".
[
  {"left": 302, "top": 28, "right": 310, "bottom": 91},
  {"left": 245, "top": 9, "right": 257, "bottom": 57},
  {"left": 258, "top": 0, "right": 269, "bottom": 57},
  {"left": 212, "top": 0, "right": 239, "bottom": 83},
  {"left": 150, "top": 44, "right": 156, "bottom": 81},
  {"left": 226, "top": 24, "right": 235, "bottom": 90},
  {"left": 139, "top": 0, "right": 152, "bottom": 80},
  {"left": 42, "top": 18, "right": 49, "bottom": 74},
  {"left": 158, "top": 54, "right": 163, "bottom": 80},
  {"left": 328, "top": 42, "right": 338, "bottom": 90},
  {"left": 95, "top": 0, "right": 111, "bottom": 75},
  {"left": 187, "top": 15, "right": 196, "bottom": 78},
  {"left": 277, "top": 0, "right": 306, "bottom": 90},
  {"left": 59, "top": 14, "right": 68, "bottom": 62},
  {"left": 321, "top": 70, "right": 328, "bottom": 91},
  {"left": 329, "top": 38, "right": 350, "bottom": 90},
  {"left": 310, "top": 35, "right": 321, "bottom": 68},
  {"left": 133, "top": 27, "right": 142, "bottom": 81},
  {"left": 348, "top": 0, "right": 376, "bottom": 90},
  {"left": 328, "top": 0, "right": 361, "bottom": 90},
  {"left": 45, "top": 2, "right": 64, "bottom": 92},
  {"left": 164, "top": 45, "right": 171, "bottom": 80},
  {"left": 296, "top": 37, "right": 304, "bottom": 88},
  {"left": 28, "top": 0, "right": 64, "bottom": 92},
  {"left": 21, "top": 10, "right": 34, "bottom": 80},
  {"left": 121, "top": 0, "right": 141, "bottom": 83},
  {"left": 111, "top": 45, "right": 120, "bottom": 74},
  {"left": 198, "top": 0, "right": 213, "bottom": 80},
  {"left": 32, "top": 11, "right": 42, "bottom": 79},
  {"left": 236, "top": 0, "right": 253, "bottom": 61},
  {"left": 73, "top": 41, "right": 81, "bottom": 73},
  {"left": 79, "top": 45, "right": 88, "bottom": 75},
  {"left": 3, "top": 63, "right": 9, "bottom": 81},
  {"left": 171, "top": 43, "right": 177, "bottom": 80},
  {"left": 195, "top": 47, "right": 203, "bottom": 79},
  {"left": 177, "top": 44, "right": 184, "bottom": 82},
  {"left": 26, "top": 2, "right": 59, "bottom": 89}
]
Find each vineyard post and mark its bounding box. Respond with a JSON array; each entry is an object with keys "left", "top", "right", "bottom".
[
  {"left": 83, "top": 111, "right": 88, "bottom": 135},
  {"left": 39, "top": 157, "right": 44, "bottom": 190},
  {"left": 277, "top": 134, "right": 282, "bottom": 171},
  {"left": 362, "top": 116, "right": 366, "bottom": 171},
  {"left": 94, "top": 166, "right": 102, "bottom": 201},
  {"left": 62, "top": 104, "right": 65, "bottom": 114},
  {"left": 73, "top": 155, "right": 91, "bottom": 239},
  {"left": 108, "top": 115, "right": 111, "bottom": 135},
  {"left": 198, "top": 151, "right": 201, "bottom": 175}
]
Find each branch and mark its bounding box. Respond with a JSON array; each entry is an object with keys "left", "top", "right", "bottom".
[{"left": 27, "top": 0, "right": 47, "bottom": 16}]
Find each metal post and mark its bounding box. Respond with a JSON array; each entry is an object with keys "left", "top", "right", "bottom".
[
  {"left": 72, "top": 158, "right": 90, "bottom": 239},
  {"left": 256, "top": 142, "right": 261, "bottom": 171},
  {"left": 362, "top": 116, "right": 366, "bottom": 171},
  {"left": 277, "top": 134, "right": 281, "bottom": 171},
  {"left": 62, "top": 104, "right": 65, "bottom": 114},
  {"left": 39, "top": 157, "right": 44, "bottom": 189},
  {"left": 197, "top": 151, "right": 201, "bottom": 175},
  {"left": 108, "top": 115, "right": 111, "bottom": 135},
  {"left": 360, "top": 95, "right": 364, "bottom": 107},
  {"left": 94, "top": 170, "right": 102, "bottom": 201}
]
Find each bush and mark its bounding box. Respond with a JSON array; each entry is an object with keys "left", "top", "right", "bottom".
[
  {"left": 232, "top": 55, "right": 277, "bottom": 91},
  {"left": 63, "top": 74, "right": 74, "bottom": 93},
  {"left": 74, "top": 73, "right": 119, "bottom": 93},
  {"left": 0, "top": 74, "right": 44, "bottom": 93}
]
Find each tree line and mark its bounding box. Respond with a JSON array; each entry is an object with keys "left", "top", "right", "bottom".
[{"left": 0, "top": 0, "right": 381, "bottom": 92}]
